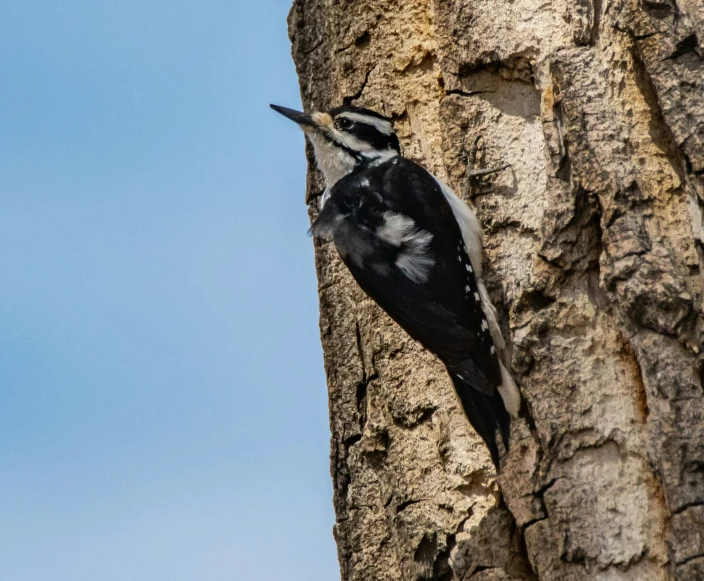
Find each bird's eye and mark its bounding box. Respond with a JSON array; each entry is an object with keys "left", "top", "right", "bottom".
[{"left": 336, "top": 118, "right": 353, "bottom": 130}]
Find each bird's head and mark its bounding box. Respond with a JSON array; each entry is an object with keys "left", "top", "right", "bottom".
[{"left": 270, "top": 104, "right": 400, "bottom": 186}]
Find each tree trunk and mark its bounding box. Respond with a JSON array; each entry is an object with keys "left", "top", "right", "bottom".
[{"left": 287, "top": 0, "right": 704, "bottom": 579}]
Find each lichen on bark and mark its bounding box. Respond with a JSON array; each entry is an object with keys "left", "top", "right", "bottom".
[{"left": 286, "top": 0, "right": 704, "bottom": 579}]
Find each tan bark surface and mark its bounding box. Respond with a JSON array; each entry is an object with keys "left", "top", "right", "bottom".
[{"left": 286, "top": 1, "right": 704, "bottom": 579}]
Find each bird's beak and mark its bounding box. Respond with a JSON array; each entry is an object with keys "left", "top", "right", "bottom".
[{"left": 270, "top": 104, "right": 316, "bottom": 129}]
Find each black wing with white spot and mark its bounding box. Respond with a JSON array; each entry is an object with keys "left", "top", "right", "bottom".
[{"left": 311, "top": 156, "right": 502, "bottom": 394}]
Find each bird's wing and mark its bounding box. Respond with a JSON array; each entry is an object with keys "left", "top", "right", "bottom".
[{"left": 311, "top": 157, "right": 502, "bottom": 394}]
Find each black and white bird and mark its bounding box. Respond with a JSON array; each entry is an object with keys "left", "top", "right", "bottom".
[{"left": 271, "top": 103, "right": 520, "bottom": 466}]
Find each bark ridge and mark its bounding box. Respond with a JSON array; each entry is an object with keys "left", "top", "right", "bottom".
[{"left": 287, "top": 0, "right": 704, "bottom": 579}]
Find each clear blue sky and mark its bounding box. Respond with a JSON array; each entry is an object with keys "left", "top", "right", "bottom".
[{"left": 0, "top": 2, "right": 339, "bottom": 579}]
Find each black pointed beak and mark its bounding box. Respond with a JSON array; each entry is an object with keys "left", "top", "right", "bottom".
[{"left": 270, "top": 104, "right": 315, "bottom": 128}]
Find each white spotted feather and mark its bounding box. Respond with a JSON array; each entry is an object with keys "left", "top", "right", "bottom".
[{"left": 434, "top": 176, "right": 521, "bottom": 417}]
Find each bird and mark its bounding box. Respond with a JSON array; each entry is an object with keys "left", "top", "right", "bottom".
[{"left": 270, "top": 103, "right": 521, "bottom": 467}]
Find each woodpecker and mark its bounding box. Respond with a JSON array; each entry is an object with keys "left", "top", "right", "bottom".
[{"left": 271, "top": 103, "right": 520, "bottom": 467}]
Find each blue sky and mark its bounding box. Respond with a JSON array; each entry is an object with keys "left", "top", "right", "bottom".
[{"left": 0, "top": 2, "right": 339, "bottom": 579}]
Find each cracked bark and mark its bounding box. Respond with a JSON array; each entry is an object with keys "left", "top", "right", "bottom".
[{"left": 286, "top": 0, "right": 704, "bottom": 579}]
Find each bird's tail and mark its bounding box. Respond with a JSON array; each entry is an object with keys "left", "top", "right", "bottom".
[{"left": 448, "top": 370, "right": 511, "bottom": 468}]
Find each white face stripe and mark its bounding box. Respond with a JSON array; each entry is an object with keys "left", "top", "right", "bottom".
[
  {"left": 307, "top": 129, "right": 398, "bottom": 187},
  {"left": 335, "top": 131, "right": 376, "bottom": 154},
  {"left": 335, "top": 130, "right": 397, "bottom": 162},
  {"left": 337, "top": 112, "right": 394, "bottom": 135}
]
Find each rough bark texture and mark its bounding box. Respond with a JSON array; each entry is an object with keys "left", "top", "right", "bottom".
[{"left": 287, "top": 1, "right": 704, "bottom": 579}]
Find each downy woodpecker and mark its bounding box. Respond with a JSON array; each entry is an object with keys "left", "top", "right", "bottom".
[{"left": 271, "top": 103, "right": 520, "bottom": 467}]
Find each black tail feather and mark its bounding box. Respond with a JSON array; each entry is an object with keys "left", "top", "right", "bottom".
[{"left": 448, "top": 370, "right": 511, "bottom": 468}]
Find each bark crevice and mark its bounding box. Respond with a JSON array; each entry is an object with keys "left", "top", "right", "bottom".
[{"left": 289, "top": 0, "right": 704, "bottom": 578}]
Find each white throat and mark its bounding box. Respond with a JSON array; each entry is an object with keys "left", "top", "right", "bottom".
[
  {"left": 307, "top": 133, "right": 398, "bottom": 187},
  {"left": 307, "top": 133, "right": 357, "bottom": 186}
]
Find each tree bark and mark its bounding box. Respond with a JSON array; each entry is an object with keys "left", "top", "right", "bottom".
[{"left": 287, "top": 1, "right": 704, "bottom": 579}]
